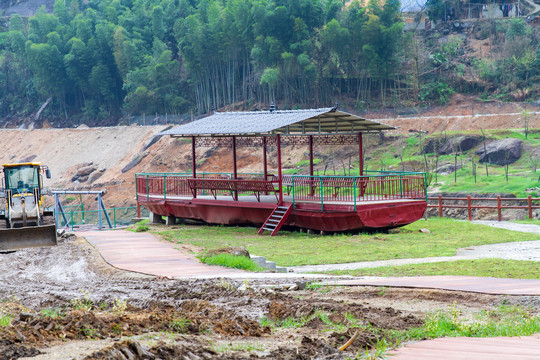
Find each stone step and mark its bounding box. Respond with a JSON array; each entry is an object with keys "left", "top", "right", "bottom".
[{"left": 250, "top": 254, "right": 280, "bottom": 272}]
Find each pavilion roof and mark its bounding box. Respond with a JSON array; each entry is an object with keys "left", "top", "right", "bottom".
[{"left": 160, "top": 107, "right": 394, "bottom": 137}]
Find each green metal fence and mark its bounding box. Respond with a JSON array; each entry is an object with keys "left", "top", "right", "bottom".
[{"left": 56, "top": 206, "right": 149, "bottom": 231}]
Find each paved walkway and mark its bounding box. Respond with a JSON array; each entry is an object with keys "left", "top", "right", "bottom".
[
  {"left": 471, "top": 220, "right": 540, "bottom": 234},
  {"left": 387, "top": 335, "right": 540, "bottom": 360},
  {"left": 82, "top": 230, "right": 324, "bottom": 279},
  {"left": 83, "top": 230, "right": 245, "bottom": 278},
  {"left": 329, "top": 275, "right": 540, "bottom": 295}
]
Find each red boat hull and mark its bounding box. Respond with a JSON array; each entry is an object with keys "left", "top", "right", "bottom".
[{"left": 140, "top": 198, "right": 427, "bottom": 232}]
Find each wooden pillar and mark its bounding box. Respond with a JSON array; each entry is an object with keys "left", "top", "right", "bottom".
[
  {"left": 467, "top": 195, "right": 472, "bottom": 221},
  {"left": 309, "top": 135, "right": 314, "bottom": 176},
  {"left": 359, "top": 132, "right": 364, "bottom": 176},
  {"left": 277, "top": 134, "right": 283, "bottom": 204},
  {"left": 191, "top": 136, "right": 197, "bottom": 198},
  {"left": 263, "top": 136, "right": 268, "bottom": 180},
  {"left": 263, "top": 136, "right": 269, "bottom": 196},
  {"left": 232, "top": 135, "right": 238, "bottom": 201},
  {"left": 497, "top": 195, "right": 502, "bottom": 221}
]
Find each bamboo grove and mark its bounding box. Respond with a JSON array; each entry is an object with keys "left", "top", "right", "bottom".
[{"left": 0, "top": 0, "right": 538, "bottom": 124}]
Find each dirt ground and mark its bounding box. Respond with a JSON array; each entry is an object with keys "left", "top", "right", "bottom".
[{"left": 0, "top": 234, "right": 539, "bottom": 360}]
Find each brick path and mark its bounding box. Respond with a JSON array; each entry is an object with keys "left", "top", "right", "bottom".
[
  {"left": 83, "top": 230, "right": 244, "bottom": 277},
  {"left": 331, "top": 275, "right": 540, "bottom": 295},
  {"left": 387, "top": 335, "right": 540, "bottom": 360}
]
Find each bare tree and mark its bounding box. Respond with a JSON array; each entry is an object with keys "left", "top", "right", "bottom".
[
  {"left": 520, "top": 109, "right": 531, "bottom": 139},
  {"left": 527, "top": 153, "right": 539, "bottom": 174},
  {"left": 470, "top": 155, "right": 477, "bottom": 184},
  {"left": 480, "top": 128, "right": 489, "bottom": 177}
]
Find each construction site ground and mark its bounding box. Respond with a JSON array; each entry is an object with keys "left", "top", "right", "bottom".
[
  {"left": 1, "top": 102, "right": 540, "bottom": 359},
  {"left": 0, "top": 224, "right": 539, "bottom": 359}
]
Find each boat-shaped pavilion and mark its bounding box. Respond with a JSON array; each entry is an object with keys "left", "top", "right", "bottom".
[{"left": 136, "top": 106, "right": 427, "bottom": 235}]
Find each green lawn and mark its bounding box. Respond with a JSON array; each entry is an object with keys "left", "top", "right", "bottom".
[
  {"left": 322, "top": 259, "right": 540, "bottom": 279},
  {"left": 512, "top": 219, "right": 540, "bottom": 225},
  {"left": 151, "top": 218, "right": 540, "bottom": 267}
]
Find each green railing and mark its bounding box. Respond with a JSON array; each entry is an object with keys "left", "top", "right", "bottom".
[
  {"left": 286, "top": 171, "right": 427, "bottom": 211},
  {"left": 55, "top": 206, "right": 149, "bottom": 231},
  {"left": 135, "top": 172, "right": 278, "bottom": 199},
  {"left": 135, "top": 170, "right": 427, "bottom": 211}
]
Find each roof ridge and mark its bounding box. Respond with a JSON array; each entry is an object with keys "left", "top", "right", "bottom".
[{"left": 215, "top": 107, "right": 333, "bottom": 115}]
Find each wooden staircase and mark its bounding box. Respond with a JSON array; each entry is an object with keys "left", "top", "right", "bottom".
[{"left": 258, "top": 203, "right": 293, "bottom": 236}]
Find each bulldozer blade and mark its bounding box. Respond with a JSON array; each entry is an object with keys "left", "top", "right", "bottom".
[{"left": 0, "top": 225, "right": 57, "bottom": 251}]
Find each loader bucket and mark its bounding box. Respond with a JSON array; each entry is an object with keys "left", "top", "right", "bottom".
[{"left": 0, "top": 225, "right": 57, "bottom": 251}]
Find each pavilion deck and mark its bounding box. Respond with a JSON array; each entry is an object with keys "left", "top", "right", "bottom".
[{"left": 136, "top": 172, "right": 427, "bottom": 232}]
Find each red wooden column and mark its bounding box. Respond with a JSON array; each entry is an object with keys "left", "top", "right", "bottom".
[
  {"left": 263, "top": 136, "right": 268, "bottom": 180},
  {"left": 191, "top": 135, "right": 197, "bottom": 198},
  {"left": 232, "top": 135, "right": 238, "bottom": 201},
  {"left": 263, "top": 136, "right": 269, "bottom": 195},
  {"left": 358, "top": 132, "right": 364, "bottom": 197},
  {"left": 358, "top": 132, "right": 364, "bottom": 176},
  {"left": 309, "top": 135, "right": 314, "bottom": 176},
  {"left": 277, "top": 134, "right": 283, "bottom": 204}
]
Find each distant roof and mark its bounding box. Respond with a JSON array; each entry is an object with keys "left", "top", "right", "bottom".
[{"left": 161, "top": 108, "right": 394, "bottom": 137}]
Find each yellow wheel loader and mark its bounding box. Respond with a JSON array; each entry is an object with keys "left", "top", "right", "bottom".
[{"left": 0, "top": 163, "right": 57, "bottom": 250}]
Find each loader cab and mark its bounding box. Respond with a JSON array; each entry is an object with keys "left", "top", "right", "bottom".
[{"left": 2, "top": 163, "right": 46, "bottom": 196}]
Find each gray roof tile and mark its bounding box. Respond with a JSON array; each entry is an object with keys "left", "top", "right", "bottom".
[{"left": 161, "top": 108, "right": 394, "bottom": 136}]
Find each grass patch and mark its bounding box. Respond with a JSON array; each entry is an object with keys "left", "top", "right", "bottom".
[
  {"left": 135, "top": 224, "right": 150, "bottom": 232},
  {"left": 512, "top": 219, "right": 540, "bottom": 225},
  {"left": 260, "top": 309, "right": 347, "bottom": 331},
  {"left": 323, "top": 259, "right": 540, "bottom": 279},
  {"left": 0, "top": 314, "right": 13, "bottom": 327},
  {"left": 128, "top": 219, "right": 150, "bottom": 232},
  {"left": 199, "top": 253, "right": 265, "bottom": 272},
  {"left": 435, "top": 170, "right": 540, "bottom": 196},
  {"left": 260, "top": 315, "right": 309, "bottom": 329},
  {"left": 213, "top": 342, "right": 265, "bottom": 353},
  {"left": 398, "top": 304, "right": 540, "bottom": 341},
  {"left": 351, "top": 304, "right": 540, "bottom": 358},
  {"left": 169, "top": 317, "right": 190, "bottom": 333},
  {"left": 40, "top": 307, "right": 64, "bottom": 318},
  {"left": 153, "top": 218, "right": 540, "bottom": 267}
]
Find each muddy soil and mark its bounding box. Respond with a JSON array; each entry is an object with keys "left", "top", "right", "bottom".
[{"left": 0, "top": 235, "right": 538, "bottom": 360}]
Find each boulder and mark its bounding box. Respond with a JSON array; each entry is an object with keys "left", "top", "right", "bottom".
[
  {"left": 205, "top": 246, "right": 250, "bottom": 258},
  {"left": 142, "top": 125, "right": 173, "bottom": 151},
  {"left": 76, "top": 165, "right": 97, "bottom": 177},
  {"left": 122, "top": 151, "right": 149, "bottom": 173},
  {"left": 88, "top": 169, "right": 105, "bottom": 183},
  {"left": 421, "top": 137, "right": 446, "bottom": 154},
  {"left": 476, "top": 138, "right": 523, "bottom": 165},
  {"left": 439, "top": 136, "right": 481, "bottom": 155},
  {"left": 435, "top": 163, "right": 462, "bottom": 175},
  {"left": 19, "top": 155, "right": 37, "bottom": 163}
]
